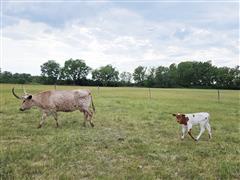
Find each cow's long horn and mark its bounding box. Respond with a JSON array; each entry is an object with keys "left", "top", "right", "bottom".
[
  {"left": 12, "top": 88, "right": 21, "bottom": 99},
  {"left": 22, "top": 85, "right": 27, "bottom": 94}
]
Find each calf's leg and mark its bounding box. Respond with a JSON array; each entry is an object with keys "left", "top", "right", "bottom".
[
  {"left": 205, "top": 122, "right": 212, "bottom": 139},
  {"left": 187, "top": 124, "right": 197, "bottom": 141},
  {"left": 188, "top": 129, "right": 197, "bottom": 141},
  {"left": 181, "top": 125, "right": 187, "bottom": 140},
  {"left": 196, "top": 125, "right": 205, "bottom": 141}
]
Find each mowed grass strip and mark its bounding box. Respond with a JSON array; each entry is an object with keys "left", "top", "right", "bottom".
[{"left": 0, "top": 84, "right": 239, "bottom": 179}]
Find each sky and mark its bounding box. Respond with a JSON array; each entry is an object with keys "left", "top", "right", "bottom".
[{"left": 1, "top": 0, "right": 239, "bottom": 75}]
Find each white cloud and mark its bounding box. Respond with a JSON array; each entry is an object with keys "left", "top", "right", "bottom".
[{"left": 2, "top": 6, "right": 238, "bottom": 76}]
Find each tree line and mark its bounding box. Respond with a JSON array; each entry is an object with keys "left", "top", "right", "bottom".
[{"left": 0, "top": 59, "right": 239, "bottom": 89}]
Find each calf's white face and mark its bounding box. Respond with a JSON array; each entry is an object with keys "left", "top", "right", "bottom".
[{"left": 172, "top": 113, "right": 188, "bottom": 125}]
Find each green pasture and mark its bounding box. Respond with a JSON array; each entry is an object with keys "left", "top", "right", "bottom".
[{"left": 0, "top": 84, "right": 239, "bottom": 179}]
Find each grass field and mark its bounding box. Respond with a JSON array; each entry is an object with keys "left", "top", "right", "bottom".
[{"left": 0, "top": 84, "right": 239, "bottom": 179}]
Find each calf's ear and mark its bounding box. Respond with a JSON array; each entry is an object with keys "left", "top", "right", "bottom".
[
  {"left": 27, "top": 95, "right": 32, "bottom": 99},
  {"left": 172, "top": 113, "right": 176, "bottom": 116}
]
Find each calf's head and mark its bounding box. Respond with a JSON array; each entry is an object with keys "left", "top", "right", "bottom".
[
  {"left": 172, "top": 113, "right": 188, "bottom": 125},
  {"left": 12, "top": 88, "right": 34, "bottom": 111}
]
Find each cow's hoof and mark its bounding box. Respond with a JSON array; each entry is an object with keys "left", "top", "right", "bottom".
[
  {"left": 37, "top": 125, "right": 42, "bottom": 129},
  {"left": 90, "top": 123, "right": 94, "bottom": 128},
  {"left": 117, "top": 137, "right": 125, "bottom": 141}
]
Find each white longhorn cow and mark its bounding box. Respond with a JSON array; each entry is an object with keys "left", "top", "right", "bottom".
[{"left": 12, "top": 88, "right": 95, "bottom": 128}]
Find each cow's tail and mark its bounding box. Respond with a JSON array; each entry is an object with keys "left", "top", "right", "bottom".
[{"left": 91, "top": 94, "right": 96, "bottom": 113}]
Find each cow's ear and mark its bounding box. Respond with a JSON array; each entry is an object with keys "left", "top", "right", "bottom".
[
  {"left": 182, "top": 114, "right": 185, "bottom": 117},
  {"left": 172, "top": 113, "right": 176, "bottom": 116},
  {"left": 27, "top": 95, "right": 32, "bottom": 99}
]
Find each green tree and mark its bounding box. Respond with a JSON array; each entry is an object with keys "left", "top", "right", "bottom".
[
  {"left": 40, "top": 60, "right": 60, "bottom": 84},
  {"left": 155, "top": 66, "right": 170, "bottom": 87},
  {"left": 0, "top": 71, "right": 13, "bottom": 83},
  {"left": 92, "top": 65, "right": 119, "bottom": 86},
  {"left": 61, "top": 59, "right": 91, "bottom": 85},
  {"left": 214, "top": 66, "right": 240, "bottom": 89},
  {"left": 145, "top": 67, "right": 156, "bottom": 87},
  {"left": 232, "top": 66, "right": 240, "bottom": 89},
  {"left": 12, "top": 73, "right": 32, "bottom": 84},
  {"left": 120, "top": 71, "right": 132, "bottom": 85},
  {"left": 31, "top": 76, "right": 42, "bottom": 84},
  {"left": 168, "top": 63, "right": 178, "bottom": 87},
  {"left": 177, "top": 61, "right": 196, "bottom": 87},
  {"left": 191, "top": 61, "right": 215, "bottom": 87},
  {"left": 133, "top": 66, "right": 147, "bottom": 85}
]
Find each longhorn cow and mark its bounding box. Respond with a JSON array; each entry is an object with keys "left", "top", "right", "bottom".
[{"left": 12, "top": 87, "right": 95, "bottom": 128}]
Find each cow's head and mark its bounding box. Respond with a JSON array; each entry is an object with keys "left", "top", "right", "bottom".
[
  {"left": 12, "top": 88, "right": 34, "bottom": 111},
  {"left": 172, "top": 113, "right": 188, "bottom": 125}
]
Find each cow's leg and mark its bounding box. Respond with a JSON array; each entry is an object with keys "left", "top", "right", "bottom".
[
  {"left": 196, "top": 125, "right": 205, "bottom": 141},
  {"left": 205, "top": 122, "right": 212, "bottom": 139},
  {"left": 81, "top": 108, "right": 94, "bottom": 127},
  {"left": 82, "top": 110, "right": 88, "bottom": 127},
  {"left": 181, "top": 125, "right": 187, "bottom": 140},
  {"left": 38, "top": 113, "right": 47, "bottom": 128},
  {"left": 52, "top": 112, "right": 59, "bottom": 128},
  {"left": 86, "top": 109, "right": 94, "bottom": 127}
]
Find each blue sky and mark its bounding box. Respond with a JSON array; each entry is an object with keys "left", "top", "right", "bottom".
[{"left": 1, "top": 0, "right": 239, "bottom": 75}]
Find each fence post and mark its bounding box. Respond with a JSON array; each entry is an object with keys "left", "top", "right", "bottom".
[
  {"left": 54, "top": 84, "right": 57, "bottom": 90},
  {"left": 217, "top": 89, "right": 220, "bottom": 102},
  {"left": 149, "top": 88, "right": 151, "bottom": 99}
]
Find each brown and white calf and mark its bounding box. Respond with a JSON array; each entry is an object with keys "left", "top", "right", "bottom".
[
  {"left": 12, "top": 88, "right": 95, "bottom": 128},
  {"left": 172, "top": 112, "right": 212, "bottom": 141}
]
